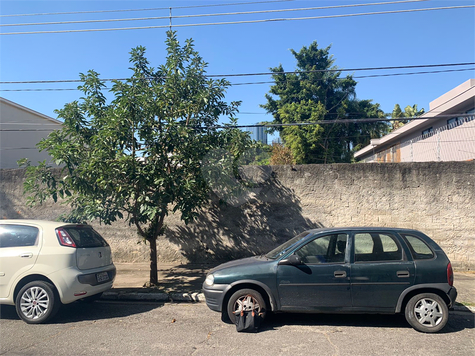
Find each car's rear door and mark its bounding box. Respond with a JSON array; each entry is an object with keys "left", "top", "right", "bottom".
[
  {"left": 0, "top": 224, "right": 42, "bottom": 299},
  {"left": 276, "top": 233, "right": 352, "bottom": 311},
  {"left": 350, "top": 230, "right": 415, "bottom": 311}
]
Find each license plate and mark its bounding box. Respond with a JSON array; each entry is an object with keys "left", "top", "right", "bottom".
[{"left": 96, "top": 272, "right": 109, "bottom": 283}]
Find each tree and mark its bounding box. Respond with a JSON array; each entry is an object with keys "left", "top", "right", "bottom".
[
  {"left": 262, "top": 42, "right": 389, "bottom": 164},
  {"left": 390, "top": 104, "right": 425, "bottom": 130},
  {"left": 20, "top": 31, "right": 244, "bottom": 286},
  {"left": 270, "top": 143, "right": 295, "bottom": 165}
]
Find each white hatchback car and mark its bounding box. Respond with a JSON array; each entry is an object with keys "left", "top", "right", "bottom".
[{"left": 0, "top": 220, "right": 116, "bottom": 324}]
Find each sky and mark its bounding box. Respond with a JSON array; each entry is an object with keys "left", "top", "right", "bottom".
[{"left": 1, "top": 0, "right": 474, "bottom": 142}]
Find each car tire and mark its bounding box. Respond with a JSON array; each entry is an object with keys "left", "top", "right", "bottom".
[
  {"left": 226, "top": 288, "right": 267, "bottom": 325},
  {"left": 15, "top": 281, "right": 60, "bottom": 324},
  {"left": 405, "top": 293, "right": 449, "bottom": 333}
]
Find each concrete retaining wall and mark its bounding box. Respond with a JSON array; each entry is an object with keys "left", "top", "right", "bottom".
[{"left": 1, "top": 161, "right": 474, "bottom": 270}]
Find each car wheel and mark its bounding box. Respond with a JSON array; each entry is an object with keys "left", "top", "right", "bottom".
[
  {"left": 226, "top": 288, "right": 266, "bottom": 325},
  {"left": 405, "top": 293, "right": 449, "bottom": 333},
  {"left": 15, "top": 281, "right": 60, "bottom": 324}
]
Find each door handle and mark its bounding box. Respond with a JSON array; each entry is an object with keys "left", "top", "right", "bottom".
[
  {"left": 20, "top": 253, "right": 33, "bottom": 258},
  {"left": 334, "top": 271, "right": 347, "bottom": 278},
  {"left": 397, "top": 271, "right": 410, "bottom": 278}
]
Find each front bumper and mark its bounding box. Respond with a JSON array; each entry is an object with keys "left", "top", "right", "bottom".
[{"left": 202, "top": 283, "right": 229, "bottom": 312}]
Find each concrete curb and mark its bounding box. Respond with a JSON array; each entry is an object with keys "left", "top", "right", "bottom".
[{"left": 101, "top": 291, "right": 205, "bottom": 303}]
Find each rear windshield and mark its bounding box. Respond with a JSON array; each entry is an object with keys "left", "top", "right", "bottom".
[{"left": 61, "top": 226, "right": 109, "bottom": 248}]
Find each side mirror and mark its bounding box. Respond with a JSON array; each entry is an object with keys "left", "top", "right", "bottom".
[{"left": 278, "top": 254, "right": 302, "bottom": 266}]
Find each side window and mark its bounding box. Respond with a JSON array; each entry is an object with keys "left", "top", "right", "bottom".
[
  {"left": 354, "top": 233, "right": 402, "bottom": 262},
  {"left": 0, "top": 225, "right": 39, "bottom": 248},
  {"left": 295, "top": 234, "right": 348, "bottom": 264},
  {"left": 354, "top": 233, "right": 374, "bottom": 254},
  {"left": 402, "top": 234, "right": 435, "bottom": 260}
]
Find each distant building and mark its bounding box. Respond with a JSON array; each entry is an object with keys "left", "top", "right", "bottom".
[
  {"left": 354, "top": 79, "right": 475, "bottom": 162},
  {"left": 245, "top": 125, "right": 268, "bottom": 145},
  {"left": 0, "top": 97, "right": 62, "bottom": 169}
]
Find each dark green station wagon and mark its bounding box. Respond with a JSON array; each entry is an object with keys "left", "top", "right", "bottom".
[{"left": 203, "top": 228, "right": 457, "bottom": 333}]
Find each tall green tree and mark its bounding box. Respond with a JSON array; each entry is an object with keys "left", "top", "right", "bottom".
[
  {"left": 390, "top": 104, "right": 425, "bottom": 130},
  {"left": 20, "top": 31, "right": 244, "bottom": 286},
  {"left": 262, "top": 42, "right": 389, "bottom": 164}
]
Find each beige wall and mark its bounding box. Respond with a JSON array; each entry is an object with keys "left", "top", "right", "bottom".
[{"left": 1, "top": 162, "right": 474, "bottom": 270}]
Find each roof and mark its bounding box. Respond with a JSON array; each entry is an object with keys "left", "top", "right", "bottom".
[
  {"left": 0, "top": 97, "right": 63, "bottom": 125},
  {"left": 0, "top": 220, "right": 85, "bottom": 229},
  {"left": 305, "top": 227, "right": 419, "bottom": 234}
]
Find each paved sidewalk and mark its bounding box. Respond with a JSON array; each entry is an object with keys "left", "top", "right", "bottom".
[{"left": 103, "top": 263, "right": 475, "bottom": 311}]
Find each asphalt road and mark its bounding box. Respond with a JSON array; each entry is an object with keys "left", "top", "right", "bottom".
[{"left": 1, "top": 301, "right": 474, "bottom": 356}]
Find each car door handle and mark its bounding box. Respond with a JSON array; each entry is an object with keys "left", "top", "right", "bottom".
[
  {"left": 20, "top": 253, "right": 33, "bottom": 258},
  {"left": 397, "top": 271, "right": 410, "bottom": 278},
  {"left": 334, "top": 271, "right": 347, "bottom": 278}
]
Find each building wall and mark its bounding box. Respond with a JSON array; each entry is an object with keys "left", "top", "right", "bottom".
[
  {"left": 364, "top": 115, "right": 475, "bottom": 163},
  {"left": 355, "top": 79, "right": 475, "bottom": 162},
  {"left": 0, "top": 99, "right": 62, "bottom": 169},
  {"left": 1, "top": 162, "right": 474, "bottom": 270}
]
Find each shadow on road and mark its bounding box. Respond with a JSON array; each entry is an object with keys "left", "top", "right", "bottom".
[
  {"left": 0, "top": 300, "right": 164, "bottom": 324},
  {"left": 258, "top": 310, "right": 474, "bottom": 334}
]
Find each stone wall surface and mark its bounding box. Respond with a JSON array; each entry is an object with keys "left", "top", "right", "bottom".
[{"left": 1, "top": 161, "right": 474, "bottom": 270}]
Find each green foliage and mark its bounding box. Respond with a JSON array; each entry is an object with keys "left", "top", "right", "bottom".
[
  {"left": 262, "top": 42, "right": 389, "bottom": 164},
  {"left": 390, "top": 104, "right": 425, "bottom": 130},
  {"left": 19, "top": 31, "right": 246, "bottom": 285}
]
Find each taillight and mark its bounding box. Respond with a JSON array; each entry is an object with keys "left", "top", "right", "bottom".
[
  {"left": 447, "top": 262, "right": 454, "bottom": 286},
  {"left": 56, "top": 228, "right": 76, "bottom": 248}
]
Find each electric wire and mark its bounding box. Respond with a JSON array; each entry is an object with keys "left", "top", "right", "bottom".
[
  {"left": 2, "top": 5, "right": 473, "bottom": 36},
  {"left": 0, "top": 0, "right": 295, "bottom": 18},
  {"left": 1, "top": 62, "right": 473, "bottom": 85},
  {"left": 0, "top": 1, "right": 429, "bottom": 27},
  {"left": 1, "top": 67, "right": 473, "bottom": 91}
]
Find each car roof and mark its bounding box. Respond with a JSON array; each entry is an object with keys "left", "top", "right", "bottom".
[
  {"left": 0, "top": 219, "right": 88, "bottom": 229},
  {"left": 305, "top": 227, "right": 419, "bottom": 234}
]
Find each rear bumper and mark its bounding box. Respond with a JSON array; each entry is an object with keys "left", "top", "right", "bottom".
[
  {"left": 49, "top": 264, "right": 116, "bottom": 304},
  {"left": 448, "top": 286, "right": 457, "bottom": 307}
]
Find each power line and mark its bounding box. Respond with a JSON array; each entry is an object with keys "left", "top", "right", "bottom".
[
  {"left": 1, "top": 67, "right": 473, "bottom": 91},
  {"left": 0, "top": 1, "right": 428, "bottom": 27},
  {"left": 1, "top": 62, "right": 473, "bottom": 85},
  {"left": 2, "top": 4, "right": 473, "bottom": 36},
  {"left": 2, "top": 114, "right": 473, "bottom": 130},
  {"left": 0, "top": 0, "right": 294, "bottom": 18}
]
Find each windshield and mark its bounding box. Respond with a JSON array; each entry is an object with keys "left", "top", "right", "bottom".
[{"left": 265, "top": 231, "right": 313, "bottom": 259}]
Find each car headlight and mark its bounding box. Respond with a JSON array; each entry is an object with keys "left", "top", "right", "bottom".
[{"left": 204, "top": 274, "right": 214, "bottom": 286}]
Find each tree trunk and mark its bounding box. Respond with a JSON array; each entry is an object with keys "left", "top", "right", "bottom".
[{"left": 149, "top": 237, "right": 158, "bottom": 286}]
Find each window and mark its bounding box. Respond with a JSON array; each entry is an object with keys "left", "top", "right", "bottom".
[
  {"left": 447, "top": 117, "right": 464, "bottom": 128},
  {"left": 354, "top": 232, "right": 403, "bottom": 262},
  {"left": 401, "top": 234, "right": 434, "bottom": 260},
  {"left": 421, "top": 127, "right": 434, "bottom": 137},
  {"left": 295, "top": 233, "right": 348, "bottom": 264},
  {"left": 0, "top": 225, "right": 39, "bottom": 248},
  {"left": 60, "top": 226, "right": 109, "bottom": 248}
]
